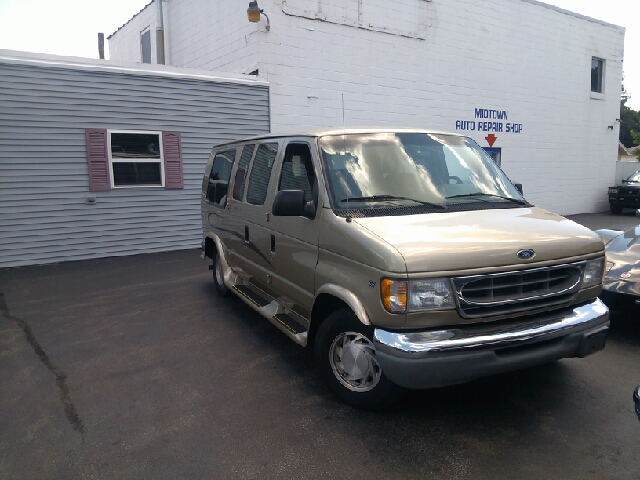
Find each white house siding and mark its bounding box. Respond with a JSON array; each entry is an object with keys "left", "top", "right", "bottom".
[
  {"left": 108, "top": 0, "right": 625, "bottom": 215},
  {"left": 0, "top": 51, "right": 269, "bottom": 268}
]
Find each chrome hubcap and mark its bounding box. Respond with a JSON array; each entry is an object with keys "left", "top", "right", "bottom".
[{"left": 329, "top": 331, "right": 381, "bottom": 392}]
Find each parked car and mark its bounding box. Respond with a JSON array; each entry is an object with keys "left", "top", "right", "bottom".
[
  {"left": 608, "top": 170, "right": 640, "bottom": 214},
  {"left": 596, "top": 224, "right": 640, "bottom": 313},
  {"left": 201, "top": 128, "right": 610, "bottom": 409}
]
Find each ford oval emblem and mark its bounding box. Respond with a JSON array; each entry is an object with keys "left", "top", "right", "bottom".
[{"left": 517, "top": 249, "right": 535, "bottom": 260}]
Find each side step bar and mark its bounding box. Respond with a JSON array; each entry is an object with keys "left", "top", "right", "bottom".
[
  {"left": 231, "top": 284, "right": 308, "bottom": 346},
  {"left": 233, "top": 285, "right": 269, "bottom": 308}
]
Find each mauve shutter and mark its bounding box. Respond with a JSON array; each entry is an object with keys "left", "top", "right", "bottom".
[
  {"left": 85, "top": 129, "right": 111, "bottom": 191},
  {"left": 163, "top": 132, "right": 184, "bottom": 189}
]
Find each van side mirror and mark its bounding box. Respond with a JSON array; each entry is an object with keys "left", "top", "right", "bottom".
[
  {"left": 622, "top": 179, "right": 628, "bottom": 184},
  {"left": 514, "top": 183, "right": 523, "bottom": 195},
  {"left": 273, "top": 190, "right": 305, "bottom": 217}
]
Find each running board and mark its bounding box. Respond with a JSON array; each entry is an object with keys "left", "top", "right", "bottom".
[
  {"left": 273, "top": 313, "right": 307, "bottom": 335},
  {"left": 233, "top": 285, "right": 269, "bottom": 307},
  {"left": 231, "top": 284, "right": 308, "bottom": 347}
]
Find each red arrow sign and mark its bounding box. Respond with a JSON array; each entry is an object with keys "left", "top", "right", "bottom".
[{"left": 485, "top": 134, "right": 497, "bottom": 147}]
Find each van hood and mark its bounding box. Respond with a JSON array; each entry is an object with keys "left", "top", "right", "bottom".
[{"left": 354, "top": 207, "right": 604, "bottom": 273}]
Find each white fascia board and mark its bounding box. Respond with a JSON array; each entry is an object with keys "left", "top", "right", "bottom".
[{"left": 0, "top": 49, "right": 269, "bottom": 87}]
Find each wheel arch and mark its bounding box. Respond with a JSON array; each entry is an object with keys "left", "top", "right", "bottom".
[
  {"left": 204, "top": 236, "right": 216, "bottom": 259},
  {"left": 309, "top": 284, "right": 371, "bottom": 346}
]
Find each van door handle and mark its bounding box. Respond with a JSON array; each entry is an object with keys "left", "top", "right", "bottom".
[
  {"left": 244, "top": 225, "right": 249, "bottom": 244},
  {"left": 270, "top": 234, "right": 275, "bottom": 254}
]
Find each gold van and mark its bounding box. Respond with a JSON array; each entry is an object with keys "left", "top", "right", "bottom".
[{"left": 201, "top": 128, "right": 609, "bottom": 409}]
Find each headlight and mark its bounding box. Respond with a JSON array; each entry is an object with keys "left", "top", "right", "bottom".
[
  {"left": 381, "top": 278, "right": 455, "bottom": 313},
  {"left": 608, "top": 187, "right": 618, "bottom": 194},
  {"left": 582, "top": 257, "right": 605, "bottom": 288}
]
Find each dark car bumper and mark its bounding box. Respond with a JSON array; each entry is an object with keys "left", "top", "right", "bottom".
[
  {"left": 609, "top": 192, "right": 640, "bottom": 209},
  {"left": 600, "top": 290, "right": 640, "bottom": 313},
  {"left": 373, "top": 299, "right": 609, "bottom": 390}
]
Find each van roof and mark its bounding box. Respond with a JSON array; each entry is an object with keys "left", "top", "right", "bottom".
[{"left": 213, "top": 127, "right": 466, "bottom": 149}]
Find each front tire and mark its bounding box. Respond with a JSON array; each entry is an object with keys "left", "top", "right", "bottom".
[
  {"left": 213, "top": 248, "right": 231, "bottom": 297},
  {"left": 610, "top": 204, "right": 623, "bottom": 214},
  {"left": 314, "top": 308, "right": 403, "bottom": 410}
]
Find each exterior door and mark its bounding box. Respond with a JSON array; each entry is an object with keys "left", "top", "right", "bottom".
[
  {"left": 238, "top": 142, "right": 280, "bottom": 295},
  {"left": 225, "top": 143, "right": 256, "bottom": 278},
  {"left": 267, "top": 140, "right": 321, "bottom": 318}
]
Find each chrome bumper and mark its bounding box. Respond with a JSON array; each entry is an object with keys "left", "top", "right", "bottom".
[{"left": 373, "top": 299, "right": 609, "bottom": 389}]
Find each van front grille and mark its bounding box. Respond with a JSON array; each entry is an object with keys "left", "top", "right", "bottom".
[{"left": 451, "top": 263, "right": 584, "bottom": 319}]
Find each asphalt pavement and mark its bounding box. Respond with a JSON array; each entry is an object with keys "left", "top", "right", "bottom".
[{"left": 1, "top": 212, "right": 639, "bottom": 479}]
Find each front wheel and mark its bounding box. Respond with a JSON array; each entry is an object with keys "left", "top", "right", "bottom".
[
  {"left": 314, "top": 308, "right": 403, "bottom": 410},
  {"left": 610, "top": 204, "right": 623, "bottom": 214},
  {"left": 213, "top": 248, "right": 231, "bottom": 297}
]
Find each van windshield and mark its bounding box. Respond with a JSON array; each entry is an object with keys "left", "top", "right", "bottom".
[{"left": 318, "top": 133, "right": 525, "bottom": 213}]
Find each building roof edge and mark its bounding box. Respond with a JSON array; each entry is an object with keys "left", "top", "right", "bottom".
[
  {"left": 107, "top": 0, "right": 154, "bottom": 40},
  {"left": 519, "top": 0, "right": 625, "bottom": 31},
  {"left": 0, "top": 49, "right": 269, "bottom": 87}
]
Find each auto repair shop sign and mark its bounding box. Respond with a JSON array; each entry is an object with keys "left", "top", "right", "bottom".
[{"left": 455, "top": 108, "right": 523, "bottom": 134}]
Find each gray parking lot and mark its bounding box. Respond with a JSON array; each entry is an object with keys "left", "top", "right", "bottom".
[{"left": 1, "top": 212, "right": 640, "bottom": 479}]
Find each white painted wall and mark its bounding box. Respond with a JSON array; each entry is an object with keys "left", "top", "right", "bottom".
[
  {"left": 109, "top": 0, "right": 625, "bottom": 215},
  {"left": 108, "top": 3, "right": 157, "bottom": 64}
]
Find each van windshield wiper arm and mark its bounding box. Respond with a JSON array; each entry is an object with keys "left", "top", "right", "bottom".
[
  {"left": 341, "top": 195, "right": 446, "bottom": 209},
  {"left": 445, "top": 193, "right": 526, "bottom": 205}
]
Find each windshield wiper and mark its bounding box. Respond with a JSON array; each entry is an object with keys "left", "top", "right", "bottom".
[
  {"left": 445, "top": 193, "right": 527, "bottom": 205},
  {"left": 341, "top": 195, "right": 446, "bottom": 210}
]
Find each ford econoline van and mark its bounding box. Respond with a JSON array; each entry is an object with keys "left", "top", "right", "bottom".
[{"left": 201, "top": 128, "right": 609, "bottom": 409}]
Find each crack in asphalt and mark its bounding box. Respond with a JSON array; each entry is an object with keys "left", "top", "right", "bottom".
[{"left": 0, "top": 292, "right": 86, "bottom": 441}]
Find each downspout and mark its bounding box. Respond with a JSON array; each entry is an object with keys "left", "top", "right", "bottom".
[{"left": 156, "top": 0, "right": 165, "bottom": 64}]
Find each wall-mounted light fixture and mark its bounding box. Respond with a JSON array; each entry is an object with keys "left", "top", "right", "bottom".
[{"left": 247, "top": 1, "right": 270, "bottom": 31}]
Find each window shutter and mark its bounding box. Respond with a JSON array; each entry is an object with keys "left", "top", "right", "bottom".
[
  {"left": 85, "top": 129, "right": 111, "bottom": 191},
  {"left": 162, "top": 132, "right": 184, "bottom": 189}
]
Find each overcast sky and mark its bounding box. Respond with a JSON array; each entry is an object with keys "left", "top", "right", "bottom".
[{"left": 0, "top": 0, "right": 638, "bottom": 109}]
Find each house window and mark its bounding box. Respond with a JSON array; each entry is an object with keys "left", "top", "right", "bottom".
[
  {"left": 141, "top": 29, "right": 151, "bottom": 64},
  {"left": 591, "top": 57, "right": 604, "bottom": 93},
  {"left": 109, "top": 131, "right": 164, "bottom": 187}
]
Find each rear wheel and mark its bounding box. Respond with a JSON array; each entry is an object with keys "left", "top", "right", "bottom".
[
  {"left": 314, "top": 308, "right": 403, "bottom": 410},
  {"left": 213, "top": 248, "right": 231, "bottom": 297},
  {"left": 610, "top": 204, "right": 623, "bottom": 214}
]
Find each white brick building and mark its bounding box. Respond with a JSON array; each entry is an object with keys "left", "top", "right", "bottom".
[{"left": 109, "top": 0, "right": 625, "bottom": 215}]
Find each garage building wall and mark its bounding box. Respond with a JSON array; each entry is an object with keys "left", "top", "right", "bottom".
[
  {"left": 109, "top": 0, "right": 625, "bottom": 216},
  {"left": 0, "top": 52, "right": 270, "bottom": 268}
]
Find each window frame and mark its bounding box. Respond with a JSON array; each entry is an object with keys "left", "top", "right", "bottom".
[
  {"left": 232, "top": 143, "right": 257, "bottom": 202},
  {"left": 141, "top": 27, "right": 152, "bottom": 64},
  {"left": 245, "top": 142, "right": 280, "bottom": 206},
  {"left": 107, "top": 129, "right": 165, "bottom": 189},
  {"left": 278, "top": 141, "right": 317, "bottom": 203},
  {"left": 207, "top": 148, "right": 237, "bottom": 208},
  {"left": 591, "top": 57, "right": 605, "bottom": 95}
]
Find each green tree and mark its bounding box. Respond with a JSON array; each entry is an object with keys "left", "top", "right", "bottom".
[
  {"left": 632, "top": 130, "right": 640, "bottom": 159},
  {"left": 620, "top": 82, "right": 640, "bottom": 148}
]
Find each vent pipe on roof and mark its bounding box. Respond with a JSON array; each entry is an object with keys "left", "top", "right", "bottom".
[
  {"left": 156, "top": 0, "right": 165, "bottom": 65},
  {"left": 98, "top": 33, "right": 105, "bottom": 60}
]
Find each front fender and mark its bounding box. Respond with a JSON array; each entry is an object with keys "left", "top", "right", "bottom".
[{"left": 314, "top": 284, "right": 371, "bottom": 325}]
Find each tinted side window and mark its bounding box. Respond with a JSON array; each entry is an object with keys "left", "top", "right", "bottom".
[
  {"left": 207, "top": 149, "right": 235, "bottom": 206},
  {"left": 279, "top": 143, "right": 315, "bottom": 202},
  {"left": 246, "top": 143, "right": 279, "bottom": 205},
  {"left": 233, "top": 144, "right": 255, "bottom": 200}
]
